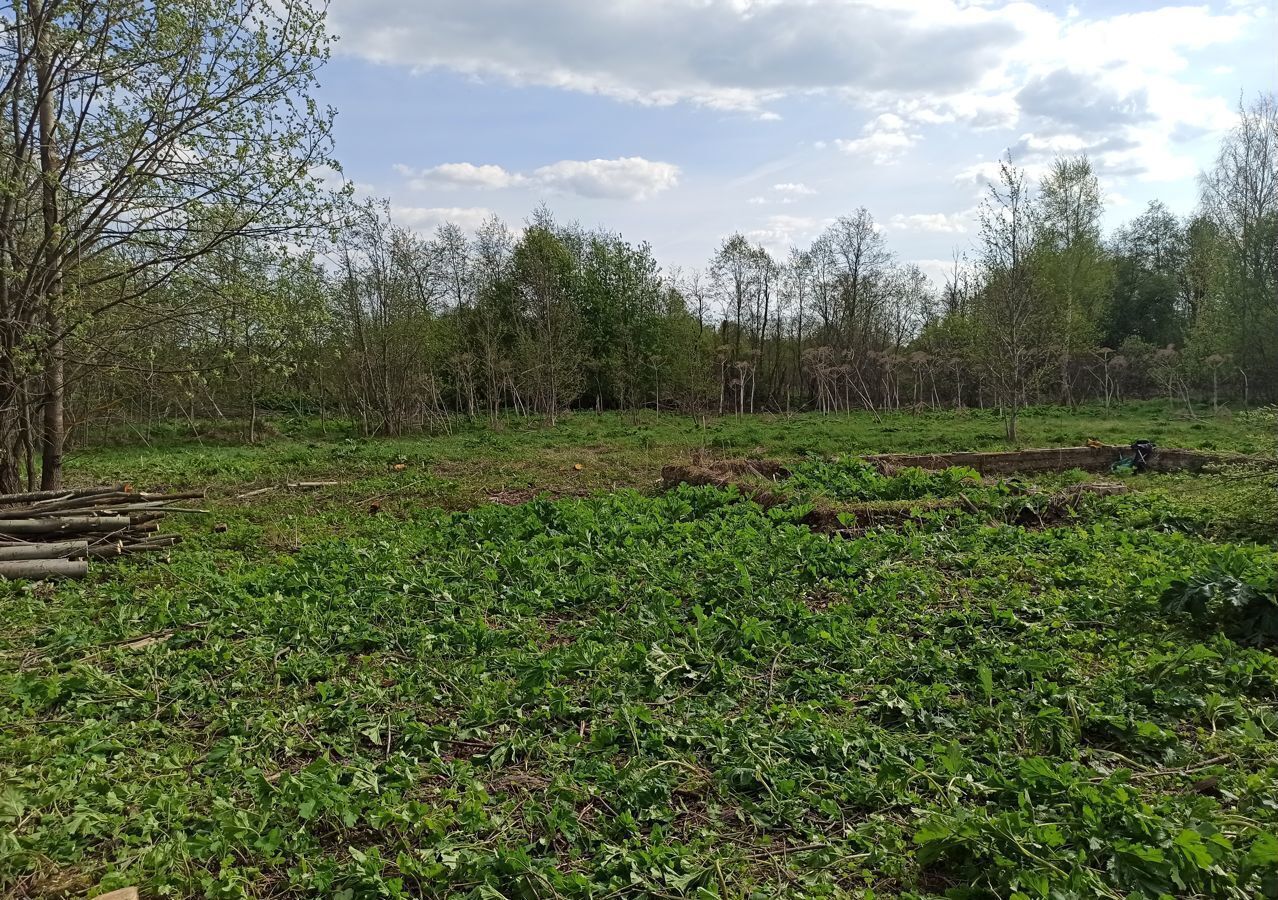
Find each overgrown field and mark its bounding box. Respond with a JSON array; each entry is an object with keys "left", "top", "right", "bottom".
[
  {"left": 3, "top": 405, "right": 1278, "bottom": 898},
  {"left": 68, "top": 402, "right": 1261, "bottom": 500}
]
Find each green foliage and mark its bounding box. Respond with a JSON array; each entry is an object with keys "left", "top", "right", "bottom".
[
  {"left": 1162, "top": 548, "right": 1278, "bottom": 646},
  {"left": 1129, "top": 407, "right": 1278, "bottom": 543},
  {"left": 787, "top": 457, "right": 980, "bottom": 502},
  {"left": 4, "top": 422, "right": 1278, "bottom": 897},
  {"left": 67, "top": 401, "right": 1262, "bottom": 494}
]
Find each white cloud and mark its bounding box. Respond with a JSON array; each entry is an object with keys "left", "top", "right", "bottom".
[
  {"left": 330, "top": 0, "right": 1019, "bottom": 113},
  {"left": 396, "top": 162, "right": 525, "bottom": 190},
  {"left": 773, "top": 182, "right": 816, "bottom": 196},
  {"left": 331, "top": 0, "right": 1255, "bottom": 160},
  {"left": 887, "top": 94, "right": 1018, "bottom": 130},
  {"left": 913, "top": 257, "right": 968, "bottom": 288},
  {"left": 836, "top": 114, "right": 920, "bottom": 164},
  {"left": 747, "top": 182, "right": 818, "bottom": 206},
  {"left": 744, "top": 214, "right": 829, "bottom": 256},
  {"left": 532, "top": 157, "right": 680, "bottom": 200},
  {"left": 836, "top": 131, "right": 917, "bottom": 164},
  {"left": 391, "top": 205, "right": 495, "bottom": 232},
  {"left": 888, "top": 212, "right": 972, "bottom": 234},
  {"left": 856, "top": 3, "right": 1253, "bottom": 183},
  {"left": 395, "top": 156, "right": 681, "bottom": 201}
]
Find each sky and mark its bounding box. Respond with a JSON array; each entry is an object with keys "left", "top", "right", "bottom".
[{"left": 315, "top": 0, "right": 1277, "bottom": 284}]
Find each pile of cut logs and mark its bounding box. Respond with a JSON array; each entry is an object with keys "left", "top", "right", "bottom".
[{"left": 0, "top": 484, "right": 201, "bottom": 581}]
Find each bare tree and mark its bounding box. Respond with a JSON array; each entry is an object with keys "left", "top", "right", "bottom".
[
  {"left": 825, "top": 208, "right": 892, "bottom": 353},
  {"left": 974, "top": 159, "right": 1051, "bottom": 442}
]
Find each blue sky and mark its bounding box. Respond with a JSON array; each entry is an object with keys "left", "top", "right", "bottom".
[{"left": 316, "top": 0, "right": 1277, "bottom": 283}]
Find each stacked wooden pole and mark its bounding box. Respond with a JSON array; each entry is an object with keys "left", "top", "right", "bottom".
[{"left": 0, "top": 484, "right": 200, "bottom": 580}]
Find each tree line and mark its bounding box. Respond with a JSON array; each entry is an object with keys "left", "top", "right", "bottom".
[
  {"left": 2, "top": 0, "right": 1275, "bottom": 491},
  {"left": 77, "top": 94, "right": 1276, "bottom": 445}
]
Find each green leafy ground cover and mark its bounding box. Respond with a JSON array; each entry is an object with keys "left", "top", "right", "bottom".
[
  {"left": 67, "top": 403, "right": 1260, "bottom": 504},
  {"left": 3, "top": 405, "right": 1277, "bottom": 898},
  {"left": 784, "top": 459, "right": 985, "bottom": 504}
]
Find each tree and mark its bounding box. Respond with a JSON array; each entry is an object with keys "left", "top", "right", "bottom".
[
  {"left": 825, "top": 208, "right": 892, "bottom": 353},
  {"left": 468, "top": 215, "right": 518, "bottom": 417},
  {"left": 0, "top": 0, "right": 336, "bottom": 490},
  {"left": 1197, "top": 93, "right": 1278, "bottom": 399},
  {"left": 973, "top": 159, "right": 1051, "bottom": 441},
  {"left": 1036, "top": 155, "right": 1111, "bottom": 404},
  {"left": 711, "top": 233, "right": 755, "bottom": 362},
  {"left": 513, "top": 225, "right": 582, "bottom": 422},
  {"left": 433, "top": 223, "right": 473, "bottom": 312},
  {"left": 575, "top": 230, "right": 665, "bottom": 410},
  {"left": 784, "top": 248, "right": 812, "bottom": 408},
  {"left": 1107, "top": 201, "right": 1188, "bottom": 348},
  {"left": 333, "top": 201, "right": 446, "bottom": 436}
]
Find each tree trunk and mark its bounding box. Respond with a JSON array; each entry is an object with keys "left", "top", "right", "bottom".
[
  {"left": 0, "top": 540, "right": 88, "bottom": 561},
  {"left": 32, "top": 0, "right": 64, "bottom": 490},
  {"left": 0, "top": 362, "right": 23, "bottom": 494},
  {"left": 0, "top": 558, "right": 88, "bottom": 581}
]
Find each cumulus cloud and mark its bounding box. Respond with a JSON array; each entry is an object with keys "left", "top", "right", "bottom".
[
  {"left": 862, "top": 3, "right": 1253, "bottom": 183},
  {"left": 745, "top": 214, "right": 831, "bottom": 255},
  {"left": 748, "top": 182, "right": 818, "bottom": 206},
  {"left": 1015, "top": 69, "right": 1154, "bottom": 136},
  {"left": 532, "top": 157, "right": 680, "bottom": 200},
  {"left": 391, "top": 206, "right": 495, "bottom": 232},
  {"left": 888, "top": 212, "right": 972, "bottom": 234},
  {"left": 892, "top": 94, "right": 1019, "bottom": 131},
  {"left": 395, "top": 156, "right": 680, "bottom": 201},
  {"left": 836, "top": 114, "right": 919, "bottom": 164},
  {"left": 329, "top": 0, "right": 1018, "bottom": 113},
  {"left": 773, "top": 182, "right": 815, "bottom": 196},
  {"left": 953, "top": 128, "right": 1184, "bottom": 189},
  {"left": 331, "top": 0, "right": 1254, "bottom": 150},
  {"left": 396, "top": 162, "right": 525, "bottom": 190}
]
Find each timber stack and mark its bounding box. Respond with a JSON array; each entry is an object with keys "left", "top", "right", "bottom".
[{"left": 0, "top": 484, "right": 200, "bottom": 581}]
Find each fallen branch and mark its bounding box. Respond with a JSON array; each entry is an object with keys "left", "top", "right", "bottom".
[
  {"left": 0, "top": 540, "right": 89, "bottom": 561},
  {"left": 0, "top": 558, "right": 89, "bottom": 580},
  {"left": 0, "top": 483, "right": 186, "bottom": 580},
  {"left": 0, "top": 484, "right": 127, "bottom": 506},
  {"left": 1, "top": 516, "right": 133, "bottom": 534}
]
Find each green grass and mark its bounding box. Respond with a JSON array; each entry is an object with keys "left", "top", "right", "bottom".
[
  {"left": 64, "top": 402, "right": 1261, "bottom": 510},
  {"left": 3, "top": 404, "right": 1277, "bottom": 898}
]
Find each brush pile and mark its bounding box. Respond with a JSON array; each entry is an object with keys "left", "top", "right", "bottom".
[{"left": 0, "top": 484, "right": 201, "bottom": 581}]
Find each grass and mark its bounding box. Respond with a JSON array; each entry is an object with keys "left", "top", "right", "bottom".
[
  {"left": 3, "top": 403, "right": 1277, "bottom": 898},
  {"left": 65, "top": 402, "right": 1261, "bottom": 509}
]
